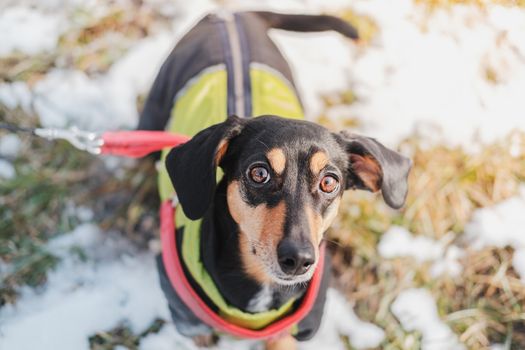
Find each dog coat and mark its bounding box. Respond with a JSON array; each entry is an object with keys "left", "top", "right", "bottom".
[{"left": 140, "top": 11, "right": 332, "bottom": 340}]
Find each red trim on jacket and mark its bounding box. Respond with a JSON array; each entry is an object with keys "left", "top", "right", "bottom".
[{"left": 160, "top": 200, "right": 325, "bottom": 340}]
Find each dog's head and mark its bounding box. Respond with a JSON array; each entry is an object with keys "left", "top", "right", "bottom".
[{"left": 166, "top": 115, "right": 411, "bottom": 285}]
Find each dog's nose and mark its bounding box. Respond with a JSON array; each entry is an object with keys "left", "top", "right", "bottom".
[{"left": 277, "top": 239, "right": 315, "bottom": 276}]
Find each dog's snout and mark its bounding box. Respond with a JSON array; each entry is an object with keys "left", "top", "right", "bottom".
[{"left": 277, "top": 239, "right": 315, "bottom": 276}]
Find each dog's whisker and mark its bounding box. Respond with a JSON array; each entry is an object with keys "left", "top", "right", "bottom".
[{"left": 322, "top": 237, "right": 343, "bottom": 247}]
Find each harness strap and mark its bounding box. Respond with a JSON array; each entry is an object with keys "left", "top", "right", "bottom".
[{"left": 160, "top": 200, "right": 325, "bottom": 340}]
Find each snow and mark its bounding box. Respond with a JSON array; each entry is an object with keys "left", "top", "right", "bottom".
[
  {"left": 0, "top": 224, "right": 383, "bottom": 350},
  {"left": 378, "top": 186, "right": 525, "bottom": 282},
  {"left": 75, "top": 205, "right": 94, "bottom": 222},
  {"left": 0, "top": 134, "right": 22, "bottom": 158},
  {"left": 378, "top": 226, "right": 445, "bottom": 262},
  {"left": 378, "top": 226, "right": 463, "bottom": 278},
  {"left": 464, "top": 186, "right": 525, "bottom": 281},
  {"left": 513, "top": 248, "right": 525, "bottom": 283},
  {"left": 1, "top": 0, "right": 524, "bottom": 148},
  {"left": 137, "top": 288, "right": 386, "bottom": 350},
  {"left": 272, "top": 0, "right": 525, "bottom": 150},
  {"left": 379, "top": 187, "right": 525, "bottom": 281},
  {"left": 343, "top": 1, "right": 525, "bottom": 149},
  {"left": 0, "top": 81, "right": 32, "bottom": 112},
  {"left": 0, "top": 224, "right": 171, "bottom": 350},
  {"left": 64, "top": 202, "right": 95, "bottom": 223},
  {"left": 490, "top": 345, "right": 506, "bottom": 350},
  {"left": 429, "top": 245, "right": 464, "bottom": 279},
  {"left": 0, "top": 7, "right": 64, "bottom": 56},
  {"left": 465, "top": 186, "right": 525, "bottom": 250},
  {"left": 33, "top": 32, "right": 175, "bottom": 131},
  {"left": 0, "top": 159, "right": 16, "bottom": 179},
  {"left": 140, "top": 326, "right": 208, "bottom": 350},
  {"left": 391, "top": 288, "right": 464, "bottom": 350},
  {"left": 302, "top": 289, "right": 385, "bottom": 350},
  {"left": 271, "top": 32, "right": 355, "bottom": 121}
]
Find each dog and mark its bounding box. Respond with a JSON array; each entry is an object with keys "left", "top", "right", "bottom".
[{"left": 138, "top": 11, "right": 411, "bottom": 350}]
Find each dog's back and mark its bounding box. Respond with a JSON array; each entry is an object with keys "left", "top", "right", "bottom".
[
  {"left": 138, "top": 11, "right": 358, "bottom": 132},
  {"left": 138, "top": 11, "right": 358, "bottom": 201}
]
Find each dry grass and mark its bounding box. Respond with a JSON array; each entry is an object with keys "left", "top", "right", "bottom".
[
  {"left": 439, "top": 247, "right": 525, "bottom": 348},
  {"left": 59, "top": 4, "right": 166, "bottom": 74},
  {"left": 88, "top": 318, "right": 165, "bottom": 350},
  {"left": 327, "top": 131, "right": 525, "bottom": 248},
  {"left": 0, "top": 2, "right": 170, "bottom": 84},
  {"left": 403, "top": 132, "right": 525, "bottom": 238},
  {"left": 324, "top": 129, "right": 525, "bottom": 348}
]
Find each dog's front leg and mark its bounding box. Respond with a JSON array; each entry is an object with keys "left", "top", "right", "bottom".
[{"left": 265, "top": 335, "right": 297, "bottom": 350}]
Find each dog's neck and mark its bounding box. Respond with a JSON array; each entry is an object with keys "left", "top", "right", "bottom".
[{"left": 200, "top": 181, "right": 305, "bottom": 312}]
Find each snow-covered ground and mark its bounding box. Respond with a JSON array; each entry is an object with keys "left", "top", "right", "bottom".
[
  {"left": 392, "top": 289, "right": 465, "bottom": 350},
  {"left": 0, "top": 7, "right": 65, "bottom": 56},
  {"left": 0, "top": 224, "right": 384, "bottom": 350},
  {"left": 1, "top": 0, "right": 525, "bottom": 349},
  {"left": 1, "top": 0, "right": 525, "bottom": 147},
  {"left": 377, "top": 185, "right": 525, "bottom": 280}
]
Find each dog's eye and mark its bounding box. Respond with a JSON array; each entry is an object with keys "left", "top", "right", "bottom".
[
  {"left": 249, "top": 166, "right": 270, "bottom": 184},
  {"left": 319, "top": 175, "right": 339, "bottom": 193}
]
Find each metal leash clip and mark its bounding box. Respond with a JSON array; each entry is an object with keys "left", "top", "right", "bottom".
[{"left": 34, "top": 127, "right": 104, "bottom": 154}]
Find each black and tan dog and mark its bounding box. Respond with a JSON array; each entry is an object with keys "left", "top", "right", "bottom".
[{"left": 138, "top": 11, "right": 411, "bottom": 350}]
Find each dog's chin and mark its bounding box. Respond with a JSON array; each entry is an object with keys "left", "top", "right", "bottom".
[{"left": 267, "top": 265, "right": 317, "bottom": 286}]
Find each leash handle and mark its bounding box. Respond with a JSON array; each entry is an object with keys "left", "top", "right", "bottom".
[
  {"left": 34, "top": 127, "right": 103, "bottom": 154},
  {"left": 3, "top": 122, "right": 190, "bottom": 157},
  {"left": 35, "top": 128, "right": 190, "bottom": 157}
]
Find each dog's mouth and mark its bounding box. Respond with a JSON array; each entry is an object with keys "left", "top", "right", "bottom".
[{"left": 266, "top": 261, "right": 318, "bottom": 286}]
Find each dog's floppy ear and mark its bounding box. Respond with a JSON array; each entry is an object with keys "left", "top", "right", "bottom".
[
  {"left": 337, "top": 131, "right": 412, "bottom": 209},
  {"left": 166, "top": 116, "right": 244, "bottom": 220}
]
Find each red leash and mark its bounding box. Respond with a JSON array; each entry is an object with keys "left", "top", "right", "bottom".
[
  {"left": 100, "top": 131, "right": 190, "bottom": 157},
  {"left": 2, "top": 124, "right": 191, "bottom": 158}
]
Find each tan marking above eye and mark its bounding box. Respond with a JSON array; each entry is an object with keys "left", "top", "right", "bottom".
[
  {"left": 266, "top": 148, "right": 286, "bottom": 175},
  {"left": 309, "top": 151, "right": 329, "bottom": 175},
  {"left": 226, "top": 181, "right": 287, "bottom": 283}
]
